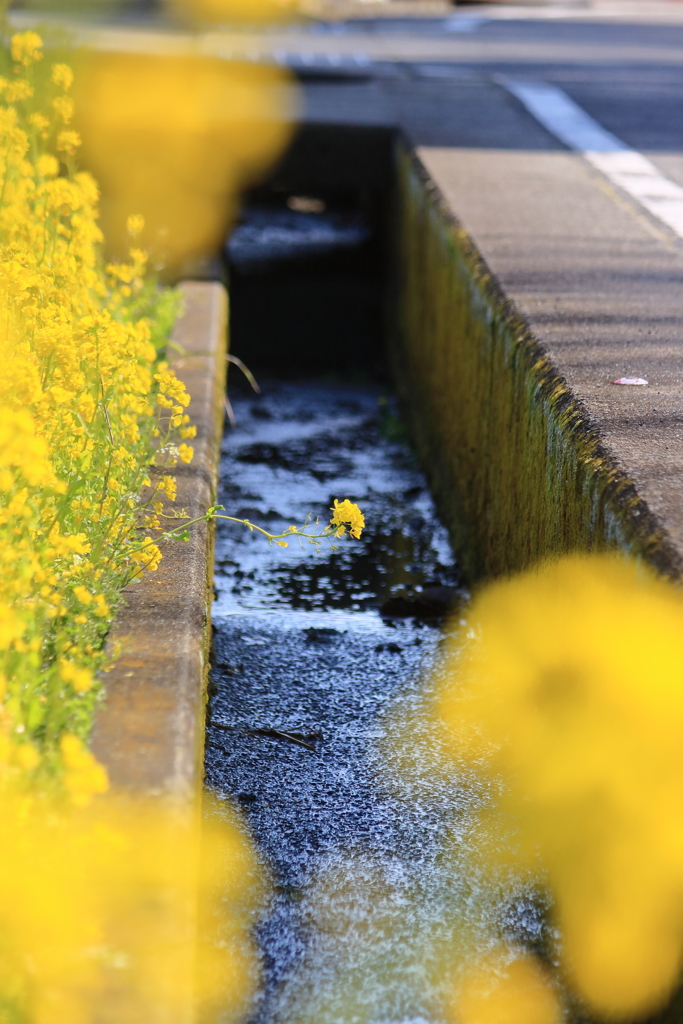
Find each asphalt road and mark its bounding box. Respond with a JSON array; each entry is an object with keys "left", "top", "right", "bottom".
[{"left": 288, "top": 3, "right": 683, "bottom": 196}]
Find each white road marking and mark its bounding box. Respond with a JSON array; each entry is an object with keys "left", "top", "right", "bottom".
[
  {"left": 501, "top": 79, "right": 683, "bottom": 241},
  {"left": 479, "top": 3, "right": 683, "bottom": 21},
  {"left": 443, "top": 16, "right": 487, "bottom": 32}
]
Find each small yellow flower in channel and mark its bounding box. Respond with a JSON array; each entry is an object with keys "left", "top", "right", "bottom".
[
  {"left": 329, "top": 499, "right": 365, "bottom": 539},
  {"left": 177, "top": 443, "right": 194, "bottom": 464}
]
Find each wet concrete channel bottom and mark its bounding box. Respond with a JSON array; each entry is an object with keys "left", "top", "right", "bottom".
[{"left": 204, "top": 380, "right": 511, "bottom": 1023}]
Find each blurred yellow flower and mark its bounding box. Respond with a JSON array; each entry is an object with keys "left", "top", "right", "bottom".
[
  {"left": 35, "top": 152, "right": 59, "bottom": 177},
  {"left": 14, "top": 743, "right": 40, "bottom": 772},
  {"left": 51, "top": 62, "right": 73, "bottom": 91},
  {"left": 449, "top": 950, "right": 561, "bottom": 1024},
  {"left": 0, "top": 791, "right": 264, "bottom": 1022},
  {"left": 11, "top": 31, "right": 42, "bottom": 67},
  {"left": 126, "top": 213, "right": 145, "bottom": 238},
  {"left": 60, "top": 662, "right": 94, "bottom": 696},
  {"left": 52, "top": 94, "right": 74, "bottom": 124},
  {"left": 56, "top": 129, "right": 81, "bottom": 154},
  {"left": 436, "top": 554, "right": 683, "bottom": 1020},
  {"left": 75, "top": 53, "right": 297, "bottom": 273},
  {"left": 60, "top": 733, "right": 108, "bottom": 803}
]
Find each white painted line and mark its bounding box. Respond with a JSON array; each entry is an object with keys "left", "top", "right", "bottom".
[
  {"left": 502, "top": 79, "right": 683, "bottom": 242},
  {"left": 477, "top": 3, "right": 683, "bottom": 21},
  {"left": 443, "top": 16, "right": 487, "bottom": 32},
  {"left": 502, "top": 79, "right": 625, "bottom": 153}
]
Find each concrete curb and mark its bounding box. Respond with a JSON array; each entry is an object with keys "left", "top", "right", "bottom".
[
  {"left": 92, "top": 281, "right": 227, "bottom": 799},
  {"left": 390, "top": 138, "right": 683, "bottom": 584}
]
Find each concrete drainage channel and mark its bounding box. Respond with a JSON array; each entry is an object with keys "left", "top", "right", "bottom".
[
  {"left": 98, "top": 123, "right": 683, "bottom": 1022},
  {"left": 210, "top": 123, "right": 471, "bottom": 1022},
  {"left": 207, "top": 380, "right": 469, "bottom": 1023}
]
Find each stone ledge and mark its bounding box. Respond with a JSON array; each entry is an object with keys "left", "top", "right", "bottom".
[
  {"left": 91, "top": 281, "right": 227, "bottom": 799},
  {"left": 390, "top": 138, "right": 683, "bottom": 582}
]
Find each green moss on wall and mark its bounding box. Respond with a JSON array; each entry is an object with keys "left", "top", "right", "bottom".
[{"left": 389, "top": 143, "right": 681, "bottom": 585}]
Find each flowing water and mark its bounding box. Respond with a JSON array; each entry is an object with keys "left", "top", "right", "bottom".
[{"left": 205, "top": 381, "right": 547, "bottom": 1024}]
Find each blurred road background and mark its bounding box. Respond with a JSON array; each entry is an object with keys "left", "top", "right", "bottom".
[
  {"left": 11, "top": 0, "right": 683, "bottom": 531},
  {"left": 13, "top": 2, "right": 683, "bottom": 190}
]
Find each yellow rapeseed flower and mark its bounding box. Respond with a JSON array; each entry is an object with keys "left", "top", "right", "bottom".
[
  {"left": 52, "top": 95, "right": 74, "bottom": 124},
  {"left": 11, "top": 32, "right": 43, "bottom": 67},
  {"left": 436, "top": 554, "right": 683, "bottom": 1021},
  {"left": 448, "top": 950, "right": 561, "bottom": 1024},
  {"left": 330, "top": 498, "right": 365, "bottom": 539},
  {"left": 14, "top": 743, "right": 40, "bottom": 772},
  {"left": 0, "top": 790, "right": 264, "bottom": 1021},
  {"left": 74, "top": 52, "right": 296, "bottom": 271},
  {"left": 56, "top": 129, "right": 81, "bottom": 154},
  {"left": 0, "top": 33, "right": 193, "bottom": 785},
  {"left": 126, "top": 213, "right": 145, "bottom": 237},
  {"left": 177, "top": 442, "right": 194, "bottom": 464},
  {"left": 51, "top": 63, "right": 73, "bottom": 91}
]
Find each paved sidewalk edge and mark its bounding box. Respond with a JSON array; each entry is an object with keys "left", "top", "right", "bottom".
[
  {"left": 390, "top": 138, "right": 683, "bottom": 583},
  {"left": 92, "top": 280, "right": 227, "bottom": 798}
]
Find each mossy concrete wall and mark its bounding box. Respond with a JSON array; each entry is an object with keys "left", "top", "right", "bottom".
[{"left": 389, "top": 142, "right": 682, "bottom": 585}]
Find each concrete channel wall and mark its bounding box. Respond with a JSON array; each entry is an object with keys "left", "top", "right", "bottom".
[
  {"left": 92, "top": 281, "right": 227, "bottom": 799},
  {"left": 390, "top": 139, "right": 683, "bottom": 585},
  {"left": 387, "top": 135, "right": 683, "bottom": 1024}
]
